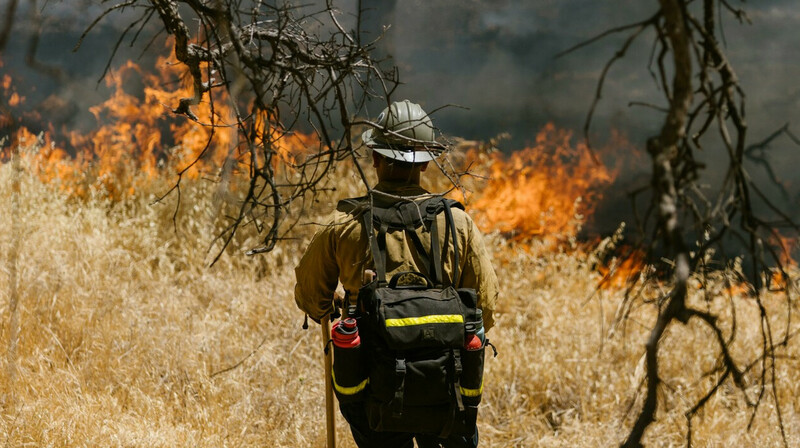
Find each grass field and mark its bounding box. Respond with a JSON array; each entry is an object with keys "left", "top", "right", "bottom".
[{"left": 1, "top": 141, "right": 798, "bottom": 447}]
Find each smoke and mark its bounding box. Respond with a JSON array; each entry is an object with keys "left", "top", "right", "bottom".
[
  {"left": 368, "top": 1, "right": 656, "bottom": 144},
  {"left": 368, "top": 1, "right": 799, "bottom": 147},
  {"left": 5, "top": 1, "right": 797, "bottom": 150}
]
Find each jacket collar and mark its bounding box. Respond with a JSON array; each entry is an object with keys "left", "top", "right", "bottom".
[{"left": 374, "top": 181, "right": 429, "bottom": 197}]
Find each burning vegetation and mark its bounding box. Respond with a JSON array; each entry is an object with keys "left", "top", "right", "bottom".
[
  {"left": 2, "top": 47, "right": 623, "bottom": 254},
  {"left": 2, "top": 50, "right": 316, "bottom": 199},
  {"left": 1, "top": 44, "right": 795, "bottom": 289},
  {"left": 467, "top": 123, "right": 616, "bottom": 246}
]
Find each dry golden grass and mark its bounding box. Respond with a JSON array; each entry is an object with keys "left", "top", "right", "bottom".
[{"left": 1, "top": 144, "right": 798, "bottom": 447}]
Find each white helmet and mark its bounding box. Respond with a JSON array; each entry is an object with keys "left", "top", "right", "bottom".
[{"left": 362, "top": 100, "right": 445, "bottom": 163}]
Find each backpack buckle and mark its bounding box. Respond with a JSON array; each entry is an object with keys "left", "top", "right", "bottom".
[
  {"left": 423, "top": 202, "right": 439, "bottom": 229},
  {"left": 392, "top": 357, "right": 407, "bottom": 417},
  {"left": 395, "top": 358, "right": 407, "bottom": 375}
]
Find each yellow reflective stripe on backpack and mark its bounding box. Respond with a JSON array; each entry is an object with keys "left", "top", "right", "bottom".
[
  {"left": 384, "top": 314, "right": 464, "bottom": 327},
  {"left": 332, "top": 370, "right": 369, "bottom": 395},
  {"left": 459, "top": 379, "right": 483, "bottom": 397}
]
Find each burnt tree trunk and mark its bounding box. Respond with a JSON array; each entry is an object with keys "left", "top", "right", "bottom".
[{"left": 621, "top": 0, "right": 693, "bottom": 446}]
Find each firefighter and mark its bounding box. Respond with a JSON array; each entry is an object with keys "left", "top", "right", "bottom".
[{"left": 294, "top": 100, "right": 499, "bottom": 448}]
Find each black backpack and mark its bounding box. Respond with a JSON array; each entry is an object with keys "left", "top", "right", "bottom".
[{"left": 332, "top": 193, "right": 490, "bottom": 438}]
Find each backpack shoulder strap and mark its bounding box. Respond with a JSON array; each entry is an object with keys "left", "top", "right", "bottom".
[
  {"left": 418, "top": 197, "right": 464, "bottom": 287},
  {"left": 337, "top": 195, "right": 386, "bottom": 284},
  {"left": 441, "top": 198, "right": 463, "bottom": 286},
  {"left": 336, "top": 194, "right": 465, "bottom": 287}
]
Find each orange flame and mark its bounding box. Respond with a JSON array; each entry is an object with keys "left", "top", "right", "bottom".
[
  {"left": 724, "top": 282, "right": 751, "bottom": 297},
  {"left": 772, "top": 234, "right": 798, "bottom": 267},
  {"left": 597, "top": 250, "right": 646, "bottom": 289},
  {"left": 9, "top": 92, "right": 22, "bottom": 107},
  {"left": 769, "top": 234, "right": 797, "bottom": 290},
  {"left": 468, "top": 123, "right": 617, "bottom": 244},
  {"left": 1, "top": 42, "right": 319, "bottom": 198}
]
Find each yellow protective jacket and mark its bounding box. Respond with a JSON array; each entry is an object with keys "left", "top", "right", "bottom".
[{"left": 294, "top": 181, "right": 499, "bottom": 331}]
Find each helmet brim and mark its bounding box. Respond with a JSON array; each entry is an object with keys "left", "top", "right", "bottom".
[
  {"left": 371, "top": 147, "right": 440, "bottom": 163},
  {"left": 362, "top": 128, "right": 444, "bottom": 163}
]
